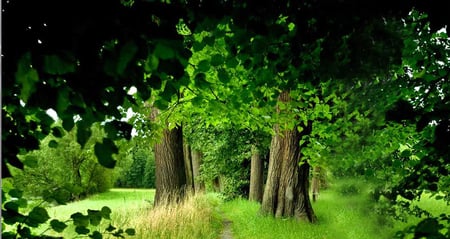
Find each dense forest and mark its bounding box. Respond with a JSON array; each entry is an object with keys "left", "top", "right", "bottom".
[{"left": 2, "top": 0, "right": 449, "bottom": 238}]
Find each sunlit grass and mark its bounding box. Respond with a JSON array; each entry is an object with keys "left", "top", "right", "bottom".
[
  {"left": 220, "top": 179, "right": 450, "bottom": 239},
  {"left": 47, "top": 188, "right": 155, "bottom": 220},
  {"left": 32, "top": 181, "right": 449, "bottom": 238},
  {"left": 40, "top": 189, "right": 222, "bottom": 238},
  {"left": 126, "top": 193, "right": 222, "bottom": 239}
]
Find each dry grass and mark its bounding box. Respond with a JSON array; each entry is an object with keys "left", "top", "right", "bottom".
[{"left": 115, "top": 193, "right": 222, "bottom": 239}]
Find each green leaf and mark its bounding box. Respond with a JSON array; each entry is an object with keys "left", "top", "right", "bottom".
[
  {"left": 160, "top": 83, "right": 177, "bottom": 102},
  {"left": 17, "top": 226, "right": 32, "bottom": 238},
  {"left": 52, "top": 189, "right": 71, "bottom": 205},
  {"left": 101, "top": 206, "right": 112, "bottom": 220},
  {"left": 15, "top": 52, "right": 39, "bottom": 102},
  {"left": 146, "top": 75, "right": 162, "bottom": 91},
  {"left": 8, "top": 189, "right": 23, "bottom": 198},
  {"left": 217, "top": 69, "right": 230, "bottom": 83},
  {"left": 202, "top": 36, "right": 215, "bottom": 46},
  {"left": 197, "top": 59, "right": 211, "bottom": 72},
  {"left": 4, "top": 202, "right": 19, "bottom": 211},
  {"left": 210, "top": 54, "right": 224, "bottom": 67},
  {"left": 125, "top": 228, "right": 136, "bottom": 236},
  {"left": 192, "top": 41, "right": 205, "bottom": 52},
  {"left": 16, "top": 198, "right": 28, "bottom": 208},
  {"left": 145, "top": 54, "right": 159, "bottom": 72},
  {"left": 43, "top": 54, "right": 76, "bottom": 75},
  {"left": 75, "top": 226, "right": 90, "bottom": 235},
  {"left": 106, "top": 224, "right": 116, "bottom": 232},
  {"left": 194, "top": 73, "right": 209, "bottom": 89},
  {"left": 113, "top": 229, "right": 124, "bottom": 237},
  {"left": 48, "top": 140, "right": 58, "bottom": 148},
  {"left": 28, "top": 207, "right": 50, "bottom": 224},
  {"left": 257, "top": 68, "right": 272, "bottom": 83},
  {"left": 94, "top": 139, "right": 118, "bottom": 168},
  {"left": 87, "top": 209, "right": 103, "bottom": 226},
  {"left": 71, "top": 212, "right": 90, "bottom": 227},
  {"left": 415, "top": 218, "right": 440, "bottom": 235},
  {"left": 154, "top": 43, "right": 175, "bottom": 60},
  {"left": 90, "top": 231, "right": 103, "bottom": 239},
  {"left": 62, "top": 116, "right": 75, "bottom": 132},
  {"left": 117, "top": 41, "right": 138, "bottom": 76},
  {"left": 56, "top": 88, "right": 70, "bottom": 114},
  {"left": 50, "top": 219, "right": 68, "bottom": 233},
  {"left": 400, "top": 149, "right": 412, "bottom": 158},
  {"left": 51, "top": 126, "right": 65, "bottom": 138},
  {"left": 2, "top": 209, "right": 26, "bottom": 225},
  {"left": 76, "top": 121, "right": 92, "bottom": 148},
  {"left": 154, "top": 99, "right": 169, "bottom": 109},
  {"left": 226, "top": 57, "right": 239, "bottom": 68}
]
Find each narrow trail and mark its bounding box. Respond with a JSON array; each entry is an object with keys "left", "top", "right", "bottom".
[{"left": 220, "top": 218, "right": 234, "bottom": 239}]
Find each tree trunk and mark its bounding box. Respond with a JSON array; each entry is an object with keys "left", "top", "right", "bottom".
[
  {"left": 191, "top": 149, "right": 205, "bottom": 193},
  {"left": 183, "top": 144, "right": 195, "bottom": 193},
  {"left": 261, "top": 91, "right": 316, "bottom": 222},
  {"left": 249, "top": 145, "right": 264, "bottom": 202},
  {"left": 311, "top": 166, "right": 321, "bottom": 202},
  {"left": 153, "top": 126, "right": 187, "bottom": 206}
]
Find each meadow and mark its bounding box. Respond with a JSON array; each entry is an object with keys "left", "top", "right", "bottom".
[{"left": 37, "top": 179, "right": 449, "bottom": 239}]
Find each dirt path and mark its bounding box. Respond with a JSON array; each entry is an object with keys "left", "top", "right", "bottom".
[{"left": 220, "top": 218, "right": 233, "bottom": 239}]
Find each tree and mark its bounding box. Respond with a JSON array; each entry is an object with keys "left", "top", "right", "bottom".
[
  {"left": 153, "top": 122, "right": 187, "bottom": 206},
  {"left": 115, "top": 139, "right": 156, "bottom": 189},
  {"left": 261, "top": 91, "right": 316, "bottom": 220},
  {"left": 13, "top": 123, "right": 115, "bottom": 200},
  {"left": 191, "top": 149, "right": 205, "bottom": 193},
  {"left": 249, "top": 145, "right": 264, "bottom": 202}
]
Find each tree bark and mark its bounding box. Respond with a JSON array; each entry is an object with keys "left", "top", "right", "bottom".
[
  {"left": 261, "top": 91, "right": 316, "bottom": 222},
  {"left": 311, "top": 166, "right": 321, "bottom": 202},
  {"left": 249, "top": 145, "right": 264, "bottom": 202},
  {"left": 153, "top": 126, "right": 187, "bottom": 206},
  {"left": 191, "top": 149, "right": 205, "bottom": 193},
  {"left": 183, "top": 144, "right": 195, "bottom": 193}
]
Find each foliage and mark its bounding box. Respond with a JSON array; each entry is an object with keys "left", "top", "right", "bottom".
[
  {"left": 185, "top": 118, "right": 270, "bottom": 199},
  {"left": 12, "top": 123, "right": 115, "bottom": 200},
  {"left": 3, "top": 0, "right": 450, "bottom": 237},
  {"left": 1, "top": 187, "right": 135, "bottom": 239},
  {"left": 115, "top": 139, "right": 156, "bottom": 188}
]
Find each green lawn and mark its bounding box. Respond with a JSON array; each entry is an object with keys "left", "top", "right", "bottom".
[{"left": 33, "top": 183, "right": 449, "bottom": 238}]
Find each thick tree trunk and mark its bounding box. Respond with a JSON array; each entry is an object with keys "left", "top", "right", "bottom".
[
  {"left": 183, "top": 144, "right": 195, "bottom": 193},
  {"left": 249, "top": 145, "right": 264, "bottom": 202},
  {"left": 191, "top": 149, "right": 205, "bottom": 193},
  {"left": 261, "top": 91, "right": 316, "bottom": 222},
  {"left": 154, "top": 126, "right": 187, "bottom": 206}
]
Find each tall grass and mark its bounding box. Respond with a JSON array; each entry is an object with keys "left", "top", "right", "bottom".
[
  {"left": 126, "top": 193, "right": 222, "bottom": 239},
  {"left": 41, "top": 189, "right": 222, "bottom": 239}
]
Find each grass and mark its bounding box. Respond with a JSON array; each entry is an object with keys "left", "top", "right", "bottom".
[
  {"left": 220, "top": 179, "right": 450, "bottom": 239},
  {"left": 39, "top": 189, "right": 222, "bottom": 239},
  {"left": 31, "top": 180, "right": 449, "bottom": 239}
]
